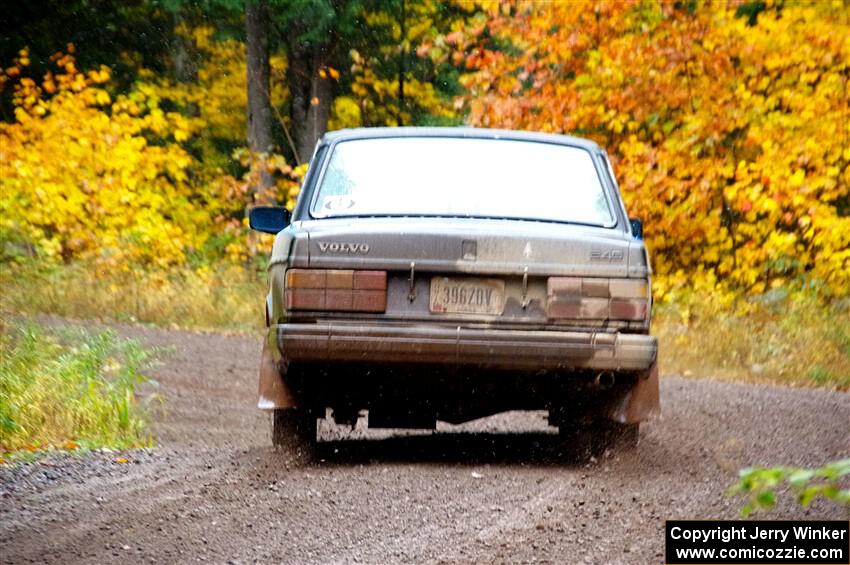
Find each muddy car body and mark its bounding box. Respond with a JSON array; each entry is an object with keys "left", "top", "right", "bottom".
[{"left": 251, "top": 127, "right": 659, "bottom": 456}]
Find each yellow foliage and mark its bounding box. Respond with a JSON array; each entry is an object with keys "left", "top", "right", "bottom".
[
  {"left": 139, "top": 25, "right": 288, "bottom": 171},
  {"left": 143, "top": 25, "right": 301, "bottom": 239},
  {"left": 1, "top": 49, "right": 210, "bottom": 267},
  {"left": 328, "top": 96, "right": 363, "bottom": 130},
  {"left": 1, "top": 31, "right": 303, "bottom": 268},
  {"left": 348, "top": 0, "right": 460, "bottom": 127},
  {"left": 350, "top": 67, "right": 455, "bottom": 127}
]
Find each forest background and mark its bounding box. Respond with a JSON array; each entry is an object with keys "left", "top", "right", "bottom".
[{"left": 1, "top": 0, "right": 848, "bottom": 389}]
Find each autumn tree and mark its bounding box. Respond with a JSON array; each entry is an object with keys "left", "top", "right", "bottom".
[
  {"left": 270, "top": 0, "right": 466, "bottom": 161},
  {"left": 0, "top": 0, "right": 175, "bottom": 120},
  {"left": 0, "top": 49, "right": 207, "bottom": 266},
  {"left": 346, "top": 0, "right": 468, "bottom": 128},
  {"left": 258, "top": 0, "right": 353, "bottom": 163},
  {"left": 454, "top": 0, "right": 850, "bottom": 298}
]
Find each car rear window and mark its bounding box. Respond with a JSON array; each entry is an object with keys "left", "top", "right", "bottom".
[{"left": 311, "top": 137, "right": 615, "bottom": 226}]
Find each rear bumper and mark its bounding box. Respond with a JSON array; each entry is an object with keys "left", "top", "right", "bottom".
[{"left": 274, "top": 323, "right": 656, "bottom": 371}]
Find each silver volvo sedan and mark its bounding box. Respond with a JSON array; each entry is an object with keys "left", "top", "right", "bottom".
[{"left": 249, "top": 127, "right": 659, "bottom": 459}]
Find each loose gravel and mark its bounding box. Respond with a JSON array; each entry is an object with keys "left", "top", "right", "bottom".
[{"left": 1, "top": 321, "right": 848, "bottom": 564}]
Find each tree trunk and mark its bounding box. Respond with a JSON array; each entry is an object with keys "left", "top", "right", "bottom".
[
  {"left": 397, "top": 0, "right": 406, "bottom": 126},
  {"left": 245, "top": 0, "right": 274, "bottom": 196},
  {"left": 172, "top": 12, "right": 197, "bottom": 84},
  {"left": 288, "top": 33, "right": 334, "bottom": 165},
  {"left": 172, "top": 12, "right": 199, "bottom": 121}
]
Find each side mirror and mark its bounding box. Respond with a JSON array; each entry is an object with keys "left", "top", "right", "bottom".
[
  {"left": 629, "top": 218, "right": 643, "bottom": 240},
  {"left": 249, "top": 206, "right": 290, "bottom": 234}
]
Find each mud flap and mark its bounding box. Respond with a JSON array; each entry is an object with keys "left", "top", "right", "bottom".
[
  {"left": 607, "top": 362, "right": 660, "bottom": 424},
  {"left": 257, "top": 333, "right": 297, "bottom": 410}
]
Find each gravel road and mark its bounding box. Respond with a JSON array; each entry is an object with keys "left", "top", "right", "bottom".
[{"left": 1, "top": 322, "right": 848, "bottom": 564}]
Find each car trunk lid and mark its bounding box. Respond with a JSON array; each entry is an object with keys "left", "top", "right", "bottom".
[{"left": 292, "top": 217, "right": 639, "bottom": 278}]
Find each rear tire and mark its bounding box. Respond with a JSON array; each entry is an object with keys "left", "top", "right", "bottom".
[{"left": 272, "top": 408, "right": 317, "bottom": 461}]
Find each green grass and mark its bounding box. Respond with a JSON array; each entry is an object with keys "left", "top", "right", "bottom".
[{"left": 0, "top": 321, "right": 160, "bottom": 460}]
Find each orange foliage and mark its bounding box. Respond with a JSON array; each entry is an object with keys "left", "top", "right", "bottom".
[{"left": 455, "top": 1, "right": 850, "bottom": 298}]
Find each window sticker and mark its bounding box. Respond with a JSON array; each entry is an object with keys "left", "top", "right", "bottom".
[{"left": 322, "top": 195, "right": 356, "bottom": 212}]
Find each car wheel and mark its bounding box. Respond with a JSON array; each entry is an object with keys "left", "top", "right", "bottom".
[{"left": 271, "top": 408, "right": 317, "bottom": 460}]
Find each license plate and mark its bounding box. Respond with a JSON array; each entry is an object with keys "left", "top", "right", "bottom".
[{"left": 429, "top": 277, "right": 506, "bottom": 315}]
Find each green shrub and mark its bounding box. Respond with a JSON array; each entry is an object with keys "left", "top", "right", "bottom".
[
  {"left": 0, "top": 322, "right": 159, "bottom": 458},
  {"left": 728, "top": 459, "right": 850, "bottom": 517}
]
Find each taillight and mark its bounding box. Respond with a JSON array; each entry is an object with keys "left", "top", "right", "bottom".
[
  {"left": 547, "top": 277, "right": 648, "bottom": 321},
  {"left": 285, "top": 269, "right": 387, "bottom": 312}
]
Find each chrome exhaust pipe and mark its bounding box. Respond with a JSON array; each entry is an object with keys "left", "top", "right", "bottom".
[{"left": 593, "top": 371, "right": 616, "bottom": 389}]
